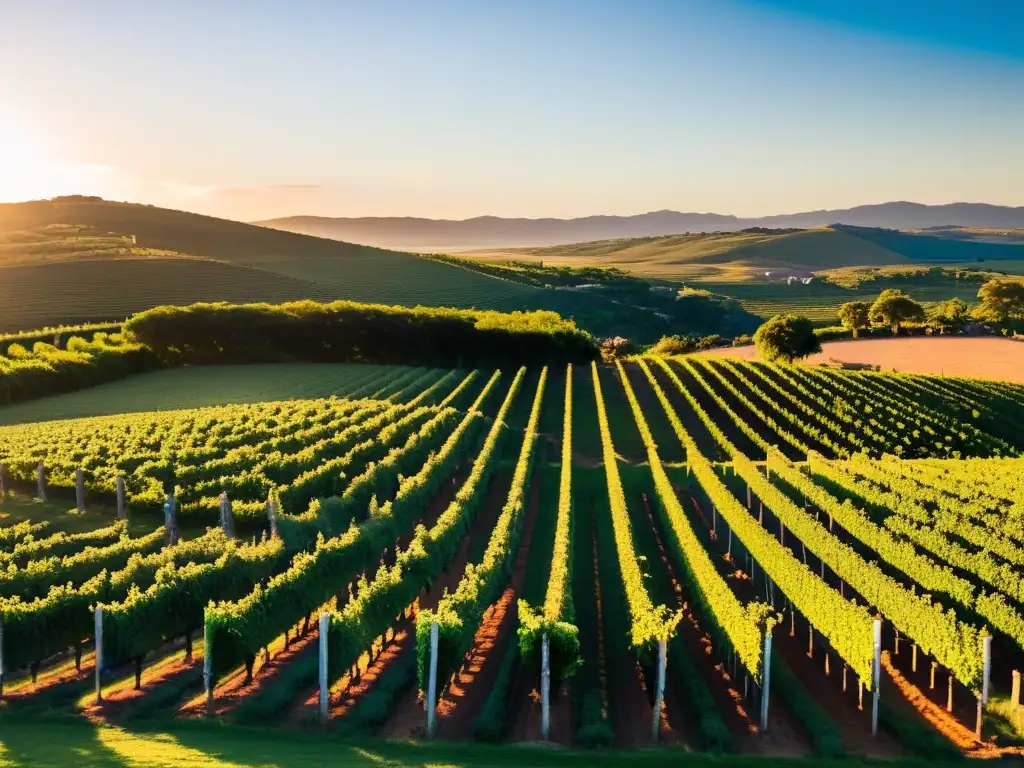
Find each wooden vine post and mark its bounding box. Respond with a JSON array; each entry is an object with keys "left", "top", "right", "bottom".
[
  {"left": 978, "top": 634, "right": 992, "bottom": 741},
  {"left": 652, "top": 637, "right": 667, "bottom": 743},
  {"left": 0, "top": 462, "right": 6, "bottom": 502},
  {"left": 426, "top": 620, "right": 439, "bottom": 738},
  {"left": 115, "top": 476, "right": 126, "bottom": 520},
  {"left": 760, "top": 630, "right": 773, "bottom": 732},
  {"left": 203, "top": 609, "right": 214, "bottom": 717},
  {"left": 541, "top": 631, "right": 551, "bottom": 741},
  {"left": 36, "top": 459, "right": 46, "bottom": 502},
  {"left": 94, "top": 605, "right": 104, "bottom": 702},
  {"left": 266, "top": 491, "right": 279, "bottom": 539},
  {"left": 871, "top": 617, "right": 881, "bottom": 737},
  {"left": 164, "top": 492, "right": 178, "bottom": 546},
  {"left": 1012, "top": 670, "right": 1022, "bottom": 730},
  {"left": 219, "top": 492, "right": 234, "bottom": 538},
  {"left": 75, "top": 469, "right": 86, "bottom": 512},
  {"left": 319, "top": 612, "right": 329, "bottom": 724}
]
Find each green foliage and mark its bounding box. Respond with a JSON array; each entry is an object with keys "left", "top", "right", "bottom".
[
  {"left": 753, "top": 314, "right": 821, "bottom": 363},
  {"left": 0, "top": 333, "right": 156, "bottom": 407},
  {"left": 590, "top": 362, "right": 680, "bottom": 649},
  {"left": 417, "top": 368, "right": 543, "bottom": 692},
  {"left": 977, "top": 277, "right": 1024, "bottom": 321},
  {"left": 518, "top": 364, "right": 580, "bottom": 684},
  {"left": 125, "top": 300, "right": 598, "bottom": 368},
  {"left": 636, "top": 360, "right": 773, "bottom": 679},
  {"left": 869, "top": 289, "right": 925, "bottom": 334},
  {"left": 927, "top": 297, "right": 969, "bottom": 329},
  {"left": 835, "top": 301, "right": 870, "bottom": 337}
]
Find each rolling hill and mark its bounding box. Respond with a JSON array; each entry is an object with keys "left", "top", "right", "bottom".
[
  {"left": 0, "top": 199, "right": 541, "bottom": 334},
  {"left": 0, "top": 198, "right": 762, "bottom": 343},
  {"left": 462, "top": 225, "right": 1024, "bottom": 323},
  {"left": 256, "top": 201, "right": 1024, "bottom": 251}
]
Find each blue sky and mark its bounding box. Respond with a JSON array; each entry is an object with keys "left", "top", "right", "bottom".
[{"left": 0, "top": 0, "right": 1021, "bottom": 220}]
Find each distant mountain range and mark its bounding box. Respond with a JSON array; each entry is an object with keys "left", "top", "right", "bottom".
[{"left": 254, "top": 202, "right": 1024, "bottom": 251}]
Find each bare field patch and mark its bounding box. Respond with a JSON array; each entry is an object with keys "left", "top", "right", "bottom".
[{"left": 699, "top": 337, "right": 1024, "bottom": 384}]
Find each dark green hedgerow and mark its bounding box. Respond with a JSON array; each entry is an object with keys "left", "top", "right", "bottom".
[{"left": 125, "top": 300, "right": 598, "bottom": 368}]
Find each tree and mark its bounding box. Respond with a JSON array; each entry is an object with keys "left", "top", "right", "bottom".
[
  {"left": 977, "top": 278, "right": 1024, "bottom": 321},
  {"left": 647, "top": 335, "right": 696, "bottom": 356},
  {"left": 869, "top": 289, "right": 924, "bottom": 335},
  {"left": 836, "top": 301, "right": 870, "bottom": 338},
  {"left": 927, "top": 297, "right": 969, "bottom": 331},
  {"left": 601, "top": 336, "right": 636, "bottom": 360},
  {"left": 753, "top": 314, "right": 821, "bottom": 364}
]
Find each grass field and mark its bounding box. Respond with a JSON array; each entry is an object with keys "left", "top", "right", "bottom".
[
  {"left": 0, "top": 364, "right": 407, "bottom": 424},
  {"left": 466, "top": 228, "right": 912, "bottom": 281},
  {"left": 0, "top": 719, "right": 872, "bottom": 768},
  {"left": 3, "top": 360, "right": 1024, "bottom": 760},
  {"left": 696, "top": 279, "right": 983, "bottom": 322}
]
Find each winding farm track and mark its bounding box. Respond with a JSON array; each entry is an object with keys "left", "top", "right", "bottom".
[{"left": 700, "top": 337, "right": 1024, "bottom": 383}]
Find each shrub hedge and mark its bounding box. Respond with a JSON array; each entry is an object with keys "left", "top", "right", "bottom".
[{"left": 125, "top": 300, "right": 599, "bottom": 368}]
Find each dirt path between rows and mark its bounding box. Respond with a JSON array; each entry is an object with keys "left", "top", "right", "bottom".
[
  {"left": 433, "top": 465, "right": 543, "bottom": 740},
  {"left": 376, "top": 469, "right": 513, "bottom": 740}
]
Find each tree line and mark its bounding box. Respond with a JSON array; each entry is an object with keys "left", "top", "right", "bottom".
[
  {"left": 837, "top": 279, "right": 1024, "bottom": 338},
  {"left": 753, "top": 278, "right": 1024, "bottom": 364}
]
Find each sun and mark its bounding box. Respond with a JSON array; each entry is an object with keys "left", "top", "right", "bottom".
[{"left": 0, "top": 111, "right": 91, "bottom": 202}]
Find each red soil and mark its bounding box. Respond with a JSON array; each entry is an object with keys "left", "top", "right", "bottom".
[
  {"left": 689, "top": 491, "right": 903, "bottom": 757},
  {"left": 700, "top": 337, "right": 1024, "bottom": 384},
  {"left": 83, "top": 648, "right": 197, "bottom": 723},
  {"left": 179, "top": 623, "right": 318, "bottom": 718},
  {"left": 376, "top": 468, "right": 511, "bottom": 740},
  {"left": 434, "top": 465, "right": 543, "bottom": 740}
]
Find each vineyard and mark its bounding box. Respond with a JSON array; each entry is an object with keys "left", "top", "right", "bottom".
[{"left": 3, "top": 357, "right": 1024, "bottom": 758}]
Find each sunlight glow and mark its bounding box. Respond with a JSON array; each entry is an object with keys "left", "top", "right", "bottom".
[{"left": 0, "top": 111, "right": 103, "bottom": 202}]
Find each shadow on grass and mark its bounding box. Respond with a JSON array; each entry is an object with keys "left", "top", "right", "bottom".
[{"left": 0, "top": 718, "right": 127, "bottom": 768}]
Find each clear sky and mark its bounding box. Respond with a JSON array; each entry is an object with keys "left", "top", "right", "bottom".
[{"left": 1, "top": 0, "right": 1021, "bottom": 221}]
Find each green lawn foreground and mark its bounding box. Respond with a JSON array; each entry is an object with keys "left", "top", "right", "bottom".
[
  {"left": 0, "top": 718, "right": 935, "bottom": 768},
  {"left": 0, "top": 364, "right": 389, "bottom": 425}
]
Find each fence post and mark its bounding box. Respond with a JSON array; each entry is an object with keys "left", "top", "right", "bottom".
[
  {"left": 94, "top": 605, "right": 103, "bottom": 701},
  {"left": 0, "top": 462, "right": 6, "bottom": 502},
  {"left": 760, "top": 632, "right": 772, "bottom": 732},
  {"left": 319, "top": 612, "right": 329, "bottom": 723},
  {"left": 541, "top": 631, "right": 551, "bottom": 741},
  {"left": 266, "top": 491, "right": 279, "bottom": 539},
  {"left": 982, "top": 634, "right": 992, "bottom": 705},
  {"left": 203, "top": 610, "right": 214, "bottom": 716},
  {"left": 115, "top": 476, "right": 126, "bottom": 520},
  {"left": 219, "top": 492, "right": 234, "bottom": 539},
  {"left": 36, "top": 459, "right": 46, "bottom": 502},
  {"left": 1011, "top": 671, "right": 1019, "bottom": 729},
  {"left": 427, "top": 621, "right": 439, "bottom": 738},
  {"left": 746, "top": 483, "right": 751, "bottom": 510},
  {"left": 75, "top": 469, "right": 86, "bottom": 512},
  {"left": 871, "top": 617, "right": 881, "bottom": 737},
  {"left": 164, "top": 492, "right": 178, "bottom": 546},
  {"left": 652, "top": 637, "right": 667, "bottom": 743}
]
